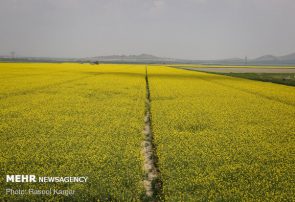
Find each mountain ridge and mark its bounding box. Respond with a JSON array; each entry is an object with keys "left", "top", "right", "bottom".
[
  {"left": 85, "top": 52, "right": 295, "bottom": 62},
  {"left": 1, "top": 52, "right": 295, "bottom": 65}
]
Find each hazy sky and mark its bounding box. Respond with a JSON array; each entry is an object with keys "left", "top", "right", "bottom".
[{"left": 0, "top": 0, "right": 295, "bottom": 59}]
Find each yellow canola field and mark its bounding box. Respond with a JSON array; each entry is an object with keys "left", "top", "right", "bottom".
[
  {"left": 148, "top": 66, "right": 295, "bottom": 201},
  {"left": 0, "top": 63, "right": 146, "bottom": 201},
  {"left": 1, "top": 63, "right": 294, "bottom": 201}
]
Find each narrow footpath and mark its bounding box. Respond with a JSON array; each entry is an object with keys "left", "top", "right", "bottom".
[{"left": 141, "top": 65, "right": 163, "bottom": 201}]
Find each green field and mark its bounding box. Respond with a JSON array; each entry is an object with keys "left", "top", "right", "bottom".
[
  {"left": 217, "top": 73, "right": 295, "bottom": 86},
  {"left": 0, "top": 63, "right": 294, "bottom": 201}
]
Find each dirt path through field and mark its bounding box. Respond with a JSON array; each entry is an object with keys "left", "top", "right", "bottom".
[{"left": 141, "top": 65, "right": 163, "bottom": 201}]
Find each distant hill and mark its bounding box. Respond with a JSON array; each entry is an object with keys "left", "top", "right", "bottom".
[
  {"left": 253, "top": 55, "right": 279, "bottom": 62},
  {"left": 197, "top": 52, "right": 295, "bottom": 65},
  {"left": 251, "top": 53, "right": 295, "bottom": 64},
  {"left": 83, "top": 53, "right": 177, "bottom": 63},
  {"left": 1, "top": 52, "right": 295, "bottom": 65},
  {"left": 82, "top": 52, "right": 295, "bottom": 65}
]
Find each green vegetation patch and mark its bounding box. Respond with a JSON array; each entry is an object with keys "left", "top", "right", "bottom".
[{"left": 221, "top": 73, "right": 295, "bottom": 86}]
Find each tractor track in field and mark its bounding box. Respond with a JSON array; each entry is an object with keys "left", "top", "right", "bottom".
[{"left": 141, "top": 65, "right": 163, "bottom": 201}]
